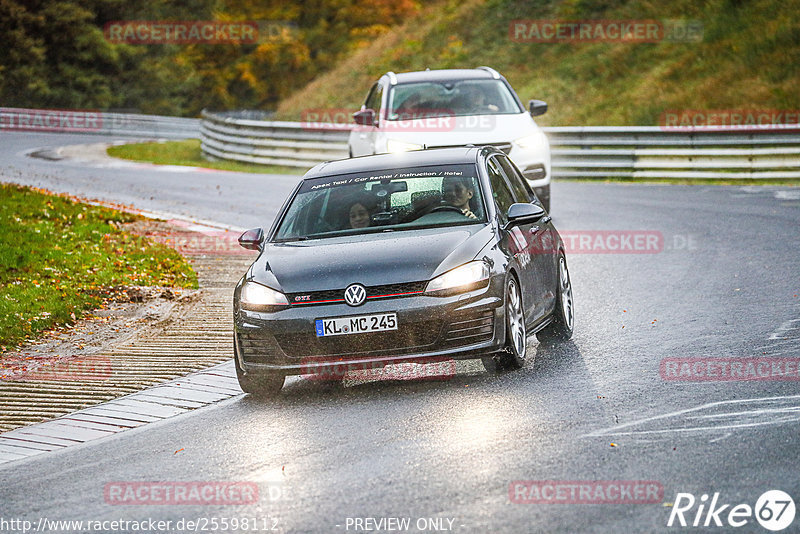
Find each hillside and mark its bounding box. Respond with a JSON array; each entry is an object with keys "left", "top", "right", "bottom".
[{"left": 274, "top": 0, "right": 800, "bottom": 126}]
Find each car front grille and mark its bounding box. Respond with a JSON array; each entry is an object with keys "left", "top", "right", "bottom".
[
  {"left": 443, "top": 309, "right": 495, "bottom": 347},
  {"left": 238, "top": 332, "right": 285, "bottom": 364},
  {"left": 275, "top": 319, "right": 444, "bottom": 359},
  {"left": 286, "top": 281, "right": 427, "bottom": 307}
]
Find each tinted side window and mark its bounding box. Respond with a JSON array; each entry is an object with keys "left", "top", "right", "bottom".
[
  {"left": 364, "top": 82, "right": 383, "bottom": 113},
  {"left": 497, "top": 156, "right": 533, "bottom": 203},
  {"left": 487, "top": 158, "right": 516, "bottom": 223}
]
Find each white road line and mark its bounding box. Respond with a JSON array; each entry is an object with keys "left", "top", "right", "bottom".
[{"left": 583, "top": 394, "right": 800, "bottom": 438}]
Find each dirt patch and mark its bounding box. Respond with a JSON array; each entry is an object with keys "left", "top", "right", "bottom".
[{"left": 0, "top": 217, "right": 203, "bottom": 381}]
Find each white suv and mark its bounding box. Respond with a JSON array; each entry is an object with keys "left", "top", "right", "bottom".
[{"left": 348, "top": 67, "right": 552, "bottom": 211}]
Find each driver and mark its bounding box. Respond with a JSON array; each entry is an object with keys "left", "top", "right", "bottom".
[
  {"left": 442, "top": 176, "right": 477, "bottom": 219},
  {"left": 462, "top": 86, "right": 499, "bottom": 114}
]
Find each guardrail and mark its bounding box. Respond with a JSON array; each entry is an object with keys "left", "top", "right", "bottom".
[
  {"left": 546, "top": 126, "right": 800, "bottom": 179},
  {"left": 201, "top": 110, "right": 800, "bottom": 179},
  {"left": 0, "top": 108, "right": 199, "bottom": 139},
  {"left": 200, "top": 110, "right": 349, "bottom": 168}
]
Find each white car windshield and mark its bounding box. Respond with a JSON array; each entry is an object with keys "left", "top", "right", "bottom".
[
  {"left": 386, "top": 79, "right": 522, "bottom": 120},
  {"left": 274, "top": 165, "right": 486, "bottom": 241}
]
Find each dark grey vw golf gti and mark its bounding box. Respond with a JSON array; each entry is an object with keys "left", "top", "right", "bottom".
[{"left": 233, "top": 146, "right": 573, "bottom": 394}]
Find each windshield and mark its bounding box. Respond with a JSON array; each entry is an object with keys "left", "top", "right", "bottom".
[
  {"left": 274, "top": 164, "right": 486, "bottom": 241},
  {"left": 386, "top": 79, "right": 523, "bottom": 120}
]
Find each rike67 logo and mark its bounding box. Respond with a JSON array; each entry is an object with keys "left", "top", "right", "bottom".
[{"left": 668, "top": 490, "right": 796, "bottom": 531}]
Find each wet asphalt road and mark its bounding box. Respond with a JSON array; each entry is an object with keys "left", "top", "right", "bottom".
[{"left": 1, "top": 132, "right": 799, "bottom": 533}]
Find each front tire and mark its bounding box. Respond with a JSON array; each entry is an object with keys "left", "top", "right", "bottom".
[
  {"left": 483, "top": 275, "right": 527, "bottom": 373},
  {"left": 536, "top": 254, "right": 574, "bottom": 343},
  {"left": 234, "top": 338, "right": 285, "bottom": 395}
]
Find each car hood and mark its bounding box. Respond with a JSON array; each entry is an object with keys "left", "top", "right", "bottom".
[
  {"left": 378, "top": 112, "right": 538, "bottom": 146},
  {"left": 250, "top": 225, "right": 495, "bottom": 293}
]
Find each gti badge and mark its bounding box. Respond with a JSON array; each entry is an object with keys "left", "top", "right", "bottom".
[{"left": 344, "top": 284, "right": 367, "bottom": 307}]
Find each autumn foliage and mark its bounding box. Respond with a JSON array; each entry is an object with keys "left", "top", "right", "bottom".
[{"left": 0, "top": 0, "right": 419, "bottom": 116}]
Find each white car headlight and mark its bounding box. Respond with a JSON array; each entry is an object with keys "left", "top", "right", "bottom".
[
  {"left": 425, "top": 261, "right": 490, "bottom": 296},
  {"left": 386, "top": 139, "right": 423, "bottom": 153},
  {"left": 240, "top": 281, "right": 289, "bottom": 311},
  {"left": 514, "top": 132, "right": 546, "bottom": 149}
]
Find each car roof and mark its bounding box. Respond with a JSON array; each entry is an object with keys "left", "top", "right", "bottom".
[
  {"left": 305, "top": 146, "right": 494, "bottom": 179},
  {"left": 391, "top": 69, "right": 500, "bottom": 85}
]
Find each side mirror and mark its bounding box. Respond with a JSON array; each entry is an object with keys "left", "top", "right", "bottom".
[
  {"left": 528, "top": 99, "right": 548, "bottom": 117},
  {"left": 503, "top": 202, "right": 546, "bottom": 230},
  {"left": 353, "top": 109, "right": 377, "bottom": 126},
  {"left": 238, "top": 228, "right": 264, "bottom": 251}
]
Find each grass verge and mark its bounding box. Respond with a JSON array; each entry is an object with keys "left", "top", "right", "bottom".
[
  {"left": 0, "top": 183, "right": 198, "bottom": 350},
  {"left": 107, "top": 139, "right": 305, "bottom": 175}
]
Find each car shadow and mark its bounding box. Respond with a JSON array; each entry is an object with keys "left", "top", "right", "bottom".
[
  {"left": 240, "top": 363, "right": 492, "bottom": 408},
  {"left": 240, "top": 336, "right": 599, "bottom": 410}
]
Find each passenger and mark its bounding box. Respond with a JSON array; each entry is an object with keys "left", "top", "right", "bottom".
[
  {"left": 346, "top": 194, "right": 377, "bottom": 229},
  {"left": 441, "top": 176, "right": 477, "bottom": 219}
]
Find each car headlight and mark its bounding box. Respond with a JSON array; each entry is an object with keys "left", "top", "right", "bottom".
[
  {"left": 425, "top": 261, "right": 490, "bottom": 296},
  {"left": 240, "top": 281, "right": 289, "bottom": 311},
  {"left": 386, "top": 139, "right": 423, "bottom": 153},
  {"left": 514, "top": 132, "right": 546, "bottom": 149}
]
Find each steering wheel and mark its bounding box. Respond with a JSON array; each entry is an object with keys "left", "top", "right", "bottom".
[{"left": 429, "top": 205, "right": 465, "bottom": 215}]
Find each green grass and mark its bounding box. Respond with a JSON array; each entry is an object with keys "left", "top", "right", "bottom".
[
  {"left": 0, "top": 184, "right": 198, "bottom": 349},
  {"left": 274, "top": 0, "right": 800, "bottom": 128},
  {"left": 108, "top": 140, "right": 305, "bottom": 175}
]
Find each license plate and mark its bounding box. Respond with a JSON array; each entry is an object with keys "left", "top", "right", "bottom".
[{"left": 315, "top": 313, "right": 398, "bottom": 337}]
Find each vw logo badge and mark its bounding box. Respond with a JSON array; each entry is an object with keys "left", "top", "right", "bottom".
[{"left": 344, "top": 284, "right": 367, "bottom": 307}]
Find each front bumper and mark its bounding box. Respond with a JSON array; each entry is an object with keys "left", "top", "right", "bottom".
[{"left": 235, "top": 276, "right": 505, "bottom": 376}]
